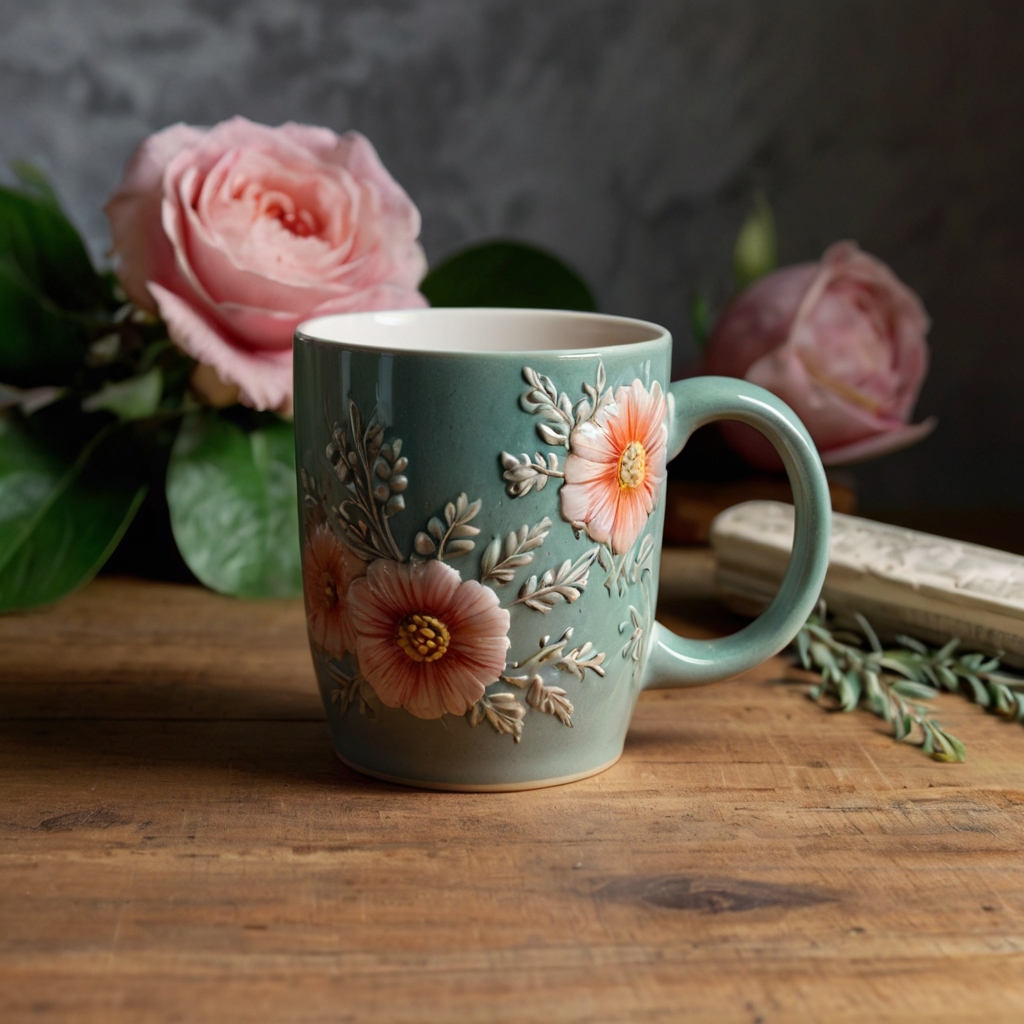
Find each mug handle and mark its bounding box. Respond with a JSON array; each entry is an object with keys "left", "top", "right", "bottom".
[{"left": 643, "top": 376, "right": 832, "bottom": 689}]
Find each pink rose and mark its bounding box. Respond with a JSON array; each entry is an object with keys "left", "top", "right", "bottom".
[
  {"left": 105, "top": 117, "right": 428, "bottom": 412},
  {"left": 702, "top": 242, "right": 935, "bottom": 467}
]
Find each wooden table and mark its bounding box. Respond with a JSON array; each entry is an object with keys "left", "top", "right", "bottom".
[{"left": 2, "top": 550, "right": 1023, "bottom": 1022}]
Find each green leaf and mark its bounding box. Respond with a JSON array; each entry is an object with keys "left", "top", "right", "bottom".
[
  {"left": 854, "top": 613, "right": 882, "bottom": 654},
  {"left": 796, "top": 628, "right": 810, "bottom": 670},
  {"left": 733, "top": 193, "right": 777, "bottom": 291},
  {"left": 891, "top": 680, "right": 939, "bottom": 700},
  {"left": 688, "top": 291, "right": 713, "bottom": 350},
  {"left": 836, "top": 670, "right": 862, "bottom": 712},
  {"left": 876, "top": 655, "right": 919, "bottom": 679},
  {"left": 82, "top": 368, "right": 163, "bottom": 422},
  {"left": 420, "top": 240, "right": 597, "bottom": 312},
  {"left": 0, "top": 415, "right": 147, "bottom": 612},
  {"left": 0, "top": 166, "right": 106, "bottom": 310},
  {"left": 166, "top": 410, "right": 301, "bottom": 598},
  {"left": 894, "top": 633, "right": 930, "bottom": 655},
  {"left": 963, "top": 674, "right": 990, "bottom": 707},
  {"left": 926, "top": 725, "right": 966, "bottom": 763},
  {"left": 0, "top": 166, "right": 110, "bottom": 384},
  {"left": 0, "top": 260, "right": 93, "bottom": 383},
  {"left": 935, "top": 663, "right": 959, "bottom": 691}
]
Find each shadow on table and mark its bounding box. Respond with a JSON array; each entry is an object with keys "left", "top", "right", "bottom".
[{"left": 0, "top": 667, "right": 380, "bottom": 789}]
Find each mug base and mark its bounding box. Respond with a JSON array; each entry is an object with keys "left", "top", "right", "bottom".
[{"left": 334, "top": 750, "right": 622, "bottom": 792}]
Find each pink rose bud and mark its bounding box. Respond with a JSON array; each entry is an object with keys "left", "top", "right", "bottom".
[
  {"left": 702, "top": 242, "right": 936, "bottom": 468},
  {"left": 105, "top": 118, "right": 428, "bottom": 413}
]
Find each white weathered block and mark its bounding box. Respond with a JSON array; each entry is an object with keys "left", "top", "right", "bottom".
[{"left": 710, "top": 500, "right": 1024, "bottom": 667}]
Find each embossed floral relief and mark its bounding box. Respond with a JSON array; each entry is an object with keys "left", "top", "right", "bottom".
[
  {"left": 560, "top": 380, "right": 667, "bottom": 555},
  {"left": 302, "top": 358, "right": 666, "bottom": 742},
  {"left": 350, "top": 559, "right": 510, "bottom": 720}
]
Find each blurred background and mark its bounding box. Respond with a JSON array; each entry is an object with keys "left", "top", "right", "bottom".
[{"left": 2, "top": 0, "right": 1022, "bottom": 542}]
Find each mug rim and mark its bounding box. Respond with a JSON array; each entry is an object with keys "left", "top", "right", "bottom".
[{"left": 294, "top": 306, "right": 670, "bottom": 357}]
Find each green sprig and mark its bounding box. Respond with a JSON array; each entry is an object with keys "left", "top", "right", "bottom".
[{"left": 794, "top": 604, "right": 1024, "bottom": 762}]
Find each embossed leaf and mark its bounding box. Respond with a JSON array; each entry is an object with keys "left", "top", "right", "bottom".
[
  {"left": 537, "top": 422, "right": 569, "bottom": 447},
  {"left": 480, "top": 537, "right": 502, "bottom": 579},
  {"left": 481, "top": 517, "right": 552, "bottom": 585},
  {"left": 357, "top": 679, "right": 379, "bottom": 720},
  {"left": 635, "top": 533, "right": 655, "bottom": 570},
  {"left": 501, "top": 453, "right": 538, "bottom": 496},
  {"left": 527, "top": 677, "right": 574, "bottom": 727},
  {"left": 427, "top": 516, "right": 446, "bottom": 542},
  {"left": 414, "top": 532, "right": 437, "bottom": 556},
  {"left": 505, "top": 529, "right": 523, "bottom": 558},
  {"left": 565, "top": 642, "right": 607, "bottom": 678},
  {"left": 573, "top": 398, "right": 591, "bottom": 424},
  {"left": 482, "top": 693, "right": 527, "bottom": 743},
  {"left": 519, "top": 368, "right": 574, "bottom": 433},
  {"left": 504, "top": 555, "right": 534, "bottom": 571},
  {"left": 503, "top": 627, "right": 606, "bottom": 684},
  {"left": 500, "top": 451, "right": 563, "bottom": 498},
  {"left": 347, "top": 400, "right": 363, "bottom": 442},
  {"left": 445, "top": 539, "right": 476, "bottom": 558},
  {"left": 515, "top": 547, "right": 598, "bottom": 612},
  {"left": 445, "top": 493, "right": 481, "bottom": 527},
  {"left": 520, "top": 391, "right": 544, "bottom": 415}
]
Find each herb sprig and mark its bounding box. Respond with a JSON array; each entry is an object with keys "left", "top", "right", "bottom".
[{"left": 795, "top": 605, "right": 1024, "bottom": 762}]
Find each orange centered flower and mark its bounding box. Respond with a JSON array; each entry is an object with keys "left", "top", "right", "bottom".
[
  {"left": 349, "top": 559, "right": 511, "bottom": 720},
  {"left": 560, "top": 379, "right": 667, "bottom": 554},
  {"left": 617, "top": 440, "right": 647, "bottom": 490}
]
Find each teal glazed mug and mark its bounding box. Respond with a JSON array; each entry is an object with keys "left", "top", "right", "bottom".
[{"left": 293, "top": 308, "right": 831, "bottom": 791}]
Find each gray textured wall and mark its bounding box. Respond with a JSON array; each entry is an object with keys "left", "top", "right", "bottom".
[{"left": 2, "top": 0, "right": 1023, "bottom": 512}]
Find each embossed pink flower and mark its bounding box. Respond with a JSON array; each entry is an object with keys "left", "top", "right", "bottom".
[
  {"left": 302, "top": 524, "right": 366, "bottom": 659},
  {"left": 348, "top": 559, "right": 511, "bottom": 720},
  {"left": 105, "top": 117, "right": 428, "bottom": 413},
  {"left": 560, "top": 380, "right": 667, "bottom": 555}
]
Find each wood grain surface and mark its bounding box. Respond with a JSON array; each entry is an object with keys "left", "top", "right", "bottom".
[{"left": 2, "top": 551, "right": 1024, "bottom": 1023}]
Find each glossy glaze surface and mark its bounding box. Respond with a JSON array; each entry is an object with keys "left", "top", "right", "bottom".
[{"left": 294, "top": 308, "right": 830, "bottom": 789}]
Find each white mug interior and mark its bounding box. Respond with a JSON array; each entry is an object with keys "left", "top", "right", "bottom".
[{"left": 295, "top": 307, "right": 668, "bottom": 354}]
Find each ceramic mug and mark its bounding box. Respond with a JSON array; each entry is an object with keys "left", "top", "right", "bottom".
[{"left": 294, "top": 308, "right": 830, "bottom": 791}]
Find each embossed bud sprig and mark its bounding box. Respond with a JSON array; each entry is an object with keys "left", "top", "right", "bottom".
[{"left": 795, "top": 604, "right": 1024, "bottom": 762}]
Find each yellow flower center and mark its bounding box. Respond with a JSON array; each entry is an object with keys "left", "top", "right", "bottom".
[
  {"left": 396, "top": 613, "right": 451, "bottom": 663},
  {"left": 617, "top": 440, "right": 647, "bottom": 490},
  {"left": 322, "top": 574, "right": 338, "bottom": 608}
]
